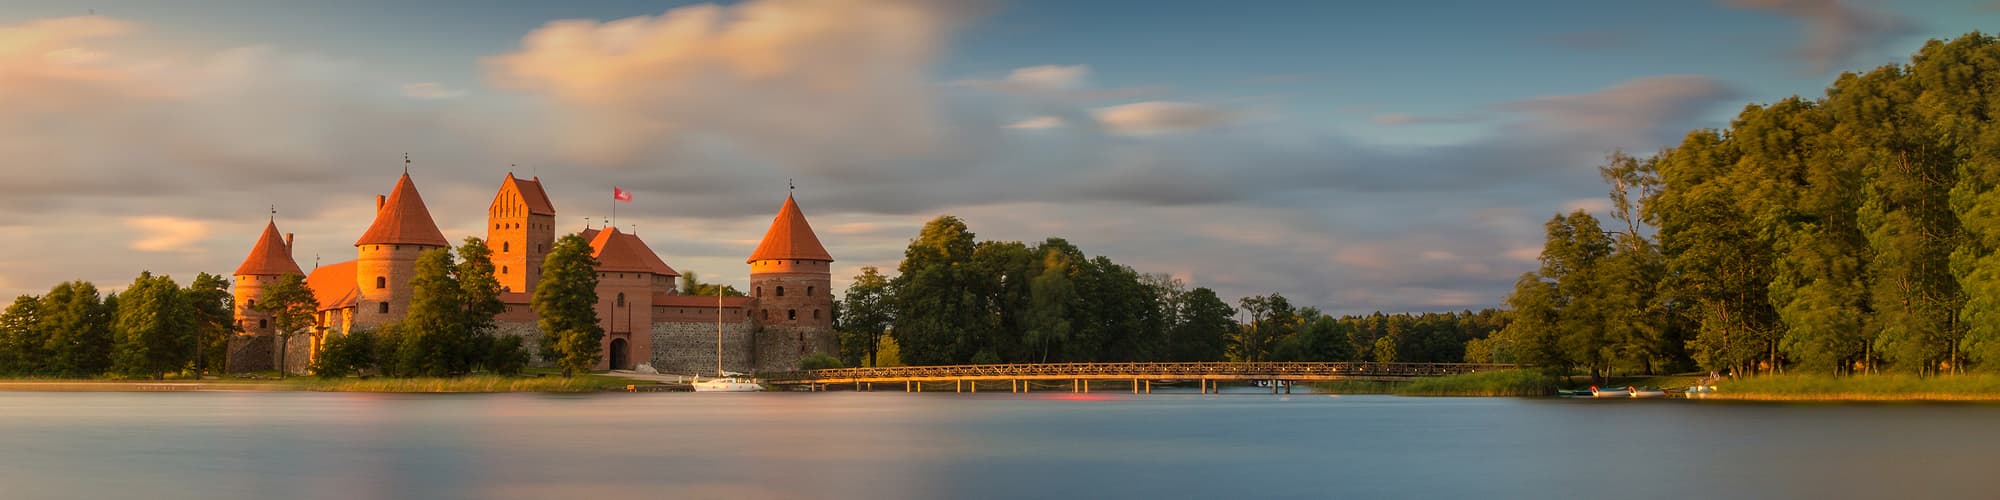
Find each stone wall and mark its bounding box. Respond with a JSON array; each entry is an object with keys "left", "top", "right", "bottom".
[
  {"left": 226, "top": 334, "right": 274, "bottom": 373},
  {"left": 282, "top": 334, "right": 313, "bottom": 375},
  {"left": 494, "top": 321, "right": 546, "bottom": 364},
  {"left": 650, "top": 320, "right": 754, "bottom": 376},
  {"left": 754, "top": 325, "right": 838, "bottom": 373}
]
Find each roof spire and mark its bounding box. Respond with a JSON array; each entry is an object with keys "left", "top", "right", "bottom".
[
  {"left": 269, "top": 204, "right": 276, "bottom": 222},
  {"left": 403, "top": 152, "right": 410, "bottom": 175},
  {"left": 789, "top": 178, "right": 795, "bottom": 193}
]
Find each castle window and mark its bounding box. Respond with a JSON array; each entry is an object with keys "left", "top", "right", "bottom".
[
  {"left": 617, "top": 293, "right": 626, "bottom": 307},
  {"left": 259, "top": 319, "right": 267, "bottom": 329},
  {"left": 807, "top": 286, "right": 814, "bottom": 297},
  {"left": 378, "top": 302, "right": 389, "bottom": 314},
  {"left": 502, "top": 266, "right": 509, "bottom": 275},
  {"left": 788, "top": 309, "right": 796, "bottom": 321},
  {"left": 813, "top": 309, "right": 820, "bottom": 319},
  {"left": 776, "top": 286, "right": 785, "bottom": 297},
  {"left": 755, "top": 287, "right": 762, "bottom": 297},
  {"left": 495, "top": 223, "right": 501, "bottom": 230},
  {"left": 247, "top": 299, "right": 256, "bottom": 308},
  {"left": 504, "top": 242, "right": 510, "bottom": 252},
  {"left": 763, "top": 309, "right": 770, "bottom": 320},
  {"left": 376, "top": 277, "right": 386, "bottom": 289}
]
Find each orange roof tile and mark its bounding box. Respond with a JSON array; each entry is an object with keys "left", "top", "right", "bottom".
[
  {"left": 496, "top": 173, "right": 556, "bottom": 216},
  {"left": 652, "top": 293, "right": 754, "bottom": 308},
  {"left": 304, "top": 260, "right": 358, "bottom": 312},
  {"left": 234, "top": 220, "right": 305, "bottom": 276},
  {"left": 355, "top": 173, "right": 450, "bottom": 247},
  {"left": 586, "top": 227, "right": 680, "bottom": 276},
  {"left": 747, "top": 194, "right": 833, "bottom": 263}
]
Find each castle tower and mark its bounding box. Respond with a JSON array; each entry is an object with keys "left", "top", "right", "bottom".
[
  {"left": 487, "top": 173, "right": 556, "bottom": 294},
  {"left": 232, "top": 219, "right": 304, "bottom": 336},
  {"left": 747, "top": 193, "right": 835, "bottom": 369},
  {"left": 353, "top": 172, "right": 450, "bottom": 328}
]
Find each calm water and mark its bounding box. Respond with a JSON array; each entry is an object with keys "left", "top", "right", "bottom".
[{"left": 0, "top": 390, "right": 1995, "bottom": 499}]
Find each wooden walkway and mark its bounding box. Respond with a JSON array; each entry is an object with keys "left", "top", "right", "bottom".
[{"left": 762, "top": 362, "right": 1513, "bottom": 393}]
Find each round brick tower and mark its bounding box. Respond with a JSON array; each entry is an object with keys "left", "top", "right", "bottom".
[
  {"left": 233, "top": 218, "right": 304, "bottom": 335},
  {"left": 353, "top": 171, "right": 450, "bottom": 328},
  {"left": 747, "top": 193, "right": 835, "bottom": 370}
]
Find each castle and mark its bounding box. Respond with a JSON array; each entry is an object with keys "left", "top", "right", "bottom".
[{"left": 226, "top": 170, "right": 837, "bottom": 375}]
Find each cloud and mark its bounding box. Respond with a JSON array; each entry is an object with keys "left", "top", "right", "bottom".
[
  {"left": 485, "top": 0, "right": 982, "bottom": 168},
  {"left": 1721, "top": 0, "right": 1913, "bottom": 73},
  {"left": 400, "top": 82, "right": 465, "bottom": 99},
  {"left": 1501, "top": 75, "right": 1734, "bottom": 145},
  {"left": 1001, "top": 64, "right": 1089, "bottom": 91},
  {"left": 1005, "top": 115, "right": 1065, "bottom": 129},
  {"left": 124, "top": 216, "right": 212, "bottom": 253},
  {"left": 1092, "top": 101, "right": 1241, "bottom": 135},
  {"left": 1371, "top": 112, "right": 1487, "bottom": 126}
]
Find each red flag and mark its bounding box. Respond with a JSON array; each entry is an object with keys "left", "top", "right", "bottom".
[{"left": 613, "top": 187, "right": 632, "bottom": 202}]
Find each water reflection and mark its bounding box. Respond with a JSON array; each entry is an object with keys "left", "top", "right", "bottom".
[{"left": 0, "top": 392, "right": 1993, "bottom": 499}]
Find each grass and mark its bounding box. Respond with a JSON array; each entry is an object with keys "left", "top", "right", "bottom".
[
  {"left": 1714, "top": 373, "right": 2000, "bottom": 401},
  {"left": 283, "top": 374, "right": 632, "bottom": 393},
  {"left": 1395, "top": 369, "right": 1561, "bottom": 397}
]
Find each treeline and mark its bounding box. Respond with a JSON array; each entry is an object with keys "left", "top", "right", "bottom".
[
  {"left": 0, "top": 273, "right": 233, "bottom": 379},
  {"left": 832, "top": 215, "right": 1506, "bottom": 366},
  {"left": 1235, "top": 294, "right": 1507, "bottom": 364},
  {"left": 1493, "top": 33, "right": 2000, "bottom": 378}
]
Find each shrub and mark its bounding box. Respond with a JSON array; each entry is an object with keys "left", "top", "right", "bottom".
[
  {"left": 314, "top": 329, "right": 378, "bottom": 378},
  {"left": 799, "top": 353, "right": 844, "bottom": 371}
]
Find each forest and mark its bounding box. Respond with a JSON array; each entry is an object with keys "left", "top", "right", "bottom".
[
  {"left": 1488, "top": 33, "right": 2000, "bottom": 379},
  {"left": 833, "top": 215, "right": 1505, "bottom": 368}
]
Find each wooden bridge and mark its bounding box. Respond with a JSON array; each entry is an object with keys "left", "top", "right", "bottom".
[{"left": 761, "top": 362, "right": 1513, "bottom": 393}]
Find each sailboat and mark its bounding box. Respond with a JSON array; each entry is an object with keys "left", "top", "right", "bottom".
[{"left": 693, "top": 285, "right": 761, "bottom": 392}]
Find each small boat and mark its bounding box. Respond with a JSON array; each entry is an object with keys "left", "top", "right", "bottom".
[
  {"left": 690, "top": 289, "right": 760, "bottom": 393},
  {"left": 1680, "top": 385, "right": 1718, "bottom": 399},
  {"left": 1589, "top": 386, "right": 1630, "bottom": 398},
  {"left": 1629, "top": 387, "right": 1667, "bottom": 398},
  {"left": 692, "top": 374, "right": 761, "bottom": 392},
  {"left": 1557, "top": 389, "right": 1594, "bottom": 397}
]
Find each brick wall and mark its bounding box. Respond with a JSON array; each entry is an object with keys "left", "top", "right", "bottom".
[{"left": 650, "top": 320, "right": 755, "bottom": 376}]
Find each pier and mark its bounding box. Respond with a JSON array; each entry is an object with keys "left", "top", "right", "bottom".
[{"left": 762, "top": 362, "right": 1512, "bottom": 393}]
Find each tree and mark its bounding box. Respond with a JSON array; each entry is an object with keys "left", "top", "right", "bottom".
[
  {"left": 679, "top": 271, "right": 745, "bottom": 297},
  {"left": 396, "top": 248, "right": 466, "bottom": 376},
  {"left": 0, "top": 295, "right": 43, "bottom": 375},
  {"left": 184, "top": 273, "right": 235, "bottom": 378},
  {"left": 112, "top": 272, "right": 194, "bottom": 379},
  {"left": 1170, "top": 287, "right": 1234, "bottom": 361},
  {"left": 313, "top": 327, "right": 376, "bottom": 378},
  {"left": 253, "top": 274, "right": 319, "bottom": 378},
  {"left": 892, "top": 216, "right": 980, "bottom": 365},
  {"left": 535, "top": 234, "right": 602, "bottom": 377},
  {"left": 38, "top": 281, "right": 113, "bottom": 377},
  {"left": 837, "top": 266, "right": 894, "bottom": 367}
]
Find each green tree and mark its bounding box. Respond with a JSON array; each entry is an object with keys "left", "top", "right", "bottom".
[
  {"left": 1169, "top": 287, "right": 1234, "bottom": 361},
  {"left": 892, "top": 216, "right": 980, "bottom": 365},
  {"left": 184, "top": 273, "right": 235, "bottom": 378},
  {"left": 535, "top": 234, "right": 602, "bottom": 377},
  {"left": 679, "top": 271, "right": 746, "bottom": 297},
  {"left": 252, "top": 274, "right": 319, "bottom": 379},
  {"left": 836, "top": 266, "right": 894, "bottom": 367},
  {"left": 0, "top": 295, "right": 44, "bottom": 375},
  {"left": 39, "top": 281, "right": 113, "bottom": 377},
  {"left": 313, "top": 327, "right": 376, "bottom": 378},
  {"left": 111, "top": 272, "right": 194, "bottom": 379},
  {"left": 396, "top": 248, "right": 466, "bottom": 376}
]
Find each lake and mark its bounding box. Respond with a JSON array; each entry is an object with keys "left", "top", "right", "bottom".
[{"left": 0, "top": 390, "right": 1993, "bottom": 499}]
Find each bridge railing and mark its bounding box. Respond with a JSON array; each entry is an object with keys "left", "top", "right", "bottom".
[{"left": 762, "top": 362, "right": 1515, "bottom": 383}]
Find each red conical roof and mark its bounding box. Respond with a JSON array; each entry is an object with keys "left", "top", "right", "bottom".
[
  {"left": 355, "top": 173, "right": 450, "bottom": 247},
  {"left": 234, "top": 220, "right": 304, "bottom": 276},
  {"left": 747, "top": 194, "right": 832, "bottom": 263},
  {"left": 586, "top": 227, "right": 680, "bottom": 276}
]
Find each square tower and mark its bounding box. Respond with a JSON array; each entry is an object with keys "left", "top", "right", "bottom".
[{"left": 488, "top": 173, "right": 557, "bottom": 294}]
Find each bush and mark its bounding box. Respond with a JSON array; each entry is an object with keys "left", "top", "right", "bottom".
[
  {"left": 799, "top": 353, "right": 844, "bottom": 371},
  {"left": 482, "top": 334, "right": 530, "bottom": 376},
  {"left": 314, "top": 329, "right": 378, "bottom": 378}
]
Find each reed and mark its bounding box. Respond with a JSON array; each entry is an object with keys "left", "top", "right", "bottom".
[{"left": 1395, "top": 369, "right": 1558, "bottom": 397}]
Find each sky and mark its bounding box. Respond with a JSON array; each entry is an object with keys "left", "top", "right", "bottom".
[{"left": 1, "top": 0, "right": 1995, "bottom": 315}]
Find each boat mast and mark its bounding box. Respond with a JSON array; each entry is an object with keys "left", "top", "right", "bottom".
[{"left": 716, "top": 278, "right": 723, "bottom": 378}]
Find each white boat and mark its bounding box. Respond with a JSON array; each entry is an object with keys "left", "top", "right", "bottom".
[
  {"left": 690, "top": 289, "right": 760, "bottom": 393},
  {"left": 692, "top": 375, "right": 761, "bottom": 392},
  {"left": 1629, "top": 387, "right": 1667, "bottom": 398},
  {"left": 1589, "top": 386, "right": 1630, "bottom": 398}
]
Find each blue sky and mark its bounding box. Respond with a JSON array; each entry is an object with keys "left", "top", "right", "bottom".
[{"left": 1, "top": 0, "right": 1995, "bottom": 314}]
